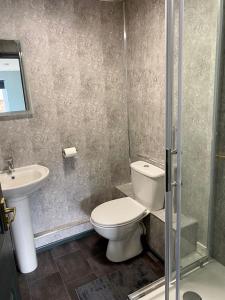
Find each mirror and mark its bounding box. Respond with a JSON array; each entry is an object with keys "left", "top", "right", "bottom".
[{"left": 0, "top": 40, "right": 31, "bottom": 119}]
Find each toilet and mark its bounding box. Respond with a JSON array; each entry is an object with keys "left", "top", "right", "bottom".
[{"left": 90, "top": 161, "right": 165, "bottom": 262}]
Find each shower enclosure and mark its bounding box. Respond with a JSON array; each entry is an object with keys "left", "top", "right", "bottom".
[
  {"left": 165, "top": 0, "right": 225, "bottom": 298},
  {"left": 129, "top": 0, "right": 225, "bottom": 299}
]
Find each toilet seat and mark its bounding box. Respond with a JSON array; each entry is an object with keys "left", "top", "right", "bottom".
[{"left": 90, "top": 197, "right": 148, "bottom": 228}]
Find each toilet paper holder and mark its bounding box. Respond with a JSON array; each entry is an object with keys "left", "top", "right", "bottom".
[{"left": 62, "top": 147, "right": 77, "bottom": 159}]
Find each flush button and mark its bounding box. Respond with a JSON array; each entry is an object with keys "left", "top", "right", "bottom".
[{"left": 144, "top": 164, "right": 149, "bottom": 168}]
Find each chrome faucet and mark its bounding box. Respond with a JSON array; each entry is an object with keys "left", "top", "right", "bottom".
[
  {"left": 7, "top": 157, "right": 14, "bottom": 174},
  {"left": 0, "top": 157, "right": 15, "bottom": 174}
]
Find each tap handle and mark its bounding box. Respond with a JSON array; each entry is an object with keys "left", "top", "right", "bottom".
[
  {"left": 6, "top": 157, "right": 13, "bottom": 163},
  {"left": 5, "top": 157, "right": 14, "bottom": 170}
]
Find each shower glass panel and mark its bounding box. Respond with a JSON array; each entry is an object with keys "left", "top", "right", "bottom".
[
  {"left": 179, "top": 0, "right": 221, "bottom": 270},
  {"left": 134, "top": 1, "right": 222, "bottom": 299},
  {"left": 165, "top": 0, "right": 180, "bottom": 298},
  {"left": 175, "top": 0, "right": 223, "bottom": 299},
  {"left": 165, "top": 0, "right": 222, "bottom": 299}
]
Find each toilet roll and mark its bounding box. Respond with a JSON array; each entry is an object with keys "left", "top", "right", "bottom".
[{"left": 62, "top": 147, "right": 77, "bottom": 158}]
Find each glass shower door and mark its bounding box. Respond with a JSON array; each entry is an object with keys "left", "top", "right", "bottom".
[
  {"left": 130, "top": 1, "right": 222, "bottom": 299},
  {"left": 165, "top": 0, "right": 222, "bottom": 298},
  {"left": 171, "top": 0, "right": 223, "bottom": 299},
  {"left": 165, "top": 0, "right": 181, "bottom": 299}
]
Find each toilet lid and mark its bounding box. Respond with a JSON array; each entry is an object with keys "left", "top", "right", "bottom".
[{"left": 91, "top": 197, "right": 148, "bottom": 227}]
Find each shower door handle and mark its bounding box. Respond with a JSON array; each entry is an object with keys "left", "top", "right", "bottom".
[
  {"left": 166, "top": 149, "right": 172, "bottom": 192},
  {"left": 166, "top": 148, "right": 177, "bottom": 192}
]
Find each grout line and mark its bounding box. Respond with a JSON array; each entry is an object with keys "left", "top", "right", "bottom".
[
  {"left": 51, "top": 249, "right": 80, "bottom": 260},
  {"left": 26, "top": 270, "right": 59, "bottom": 286},
  {"left": 50, "top": 246, "right": 82, "bottom": 261},
  {"left": 27, "top": 279, "right": 32, "bottom": 300},
  {"left": 18, "top": 275, "right": 32, "bottom": 300},
  {"left": 54, "top": 255, "right": 72, "bottom": 300},
  {"left": 26, "top": 272, "right": 64, "bottom": 300},
  {"left": 25, "top": 252, "right": 59, "bottom": 287}
]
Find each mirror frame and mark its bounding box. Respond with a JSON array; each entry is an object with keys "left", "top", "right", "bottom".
[{"left": 0, "top": 40, "right": 32, "bottom": 120}]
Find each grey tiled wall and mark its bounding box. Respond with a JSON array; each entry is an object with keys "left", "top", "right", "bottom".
[
  {"left": 181, "top": 0, "right": 218, "bottom": 247},
  {"left": 125, "top": 0, "right": 219, "bottom": 250},
  {"left": 126, "top": 0, "right": 165, "bottom": 167},
  {"left": 1, "top": 0, "right": 219, "bottom": 251},
  {"left": 0, "top": 0, "right": 130, "bottom": 244}
]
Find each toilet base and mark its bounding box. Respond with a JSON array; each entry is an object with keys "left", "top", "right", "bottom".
[{"left": 106, "top": 223, "right": 144, "bottom": 262}]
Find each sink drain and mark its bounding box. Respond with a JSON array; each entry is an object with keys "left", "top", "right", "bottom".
[{"left": 183, "top": 291, "right": 202, "bottom": 300}]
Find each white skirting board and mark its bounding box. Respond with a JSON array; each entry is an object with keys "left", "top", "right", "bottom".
[{"left": 34, "top": 220, "right": 93, "bottom": 248}]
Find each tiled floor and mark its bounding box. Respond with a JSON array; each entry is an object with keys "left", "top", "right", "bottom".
[{"left": 18, "top": 232, "right": 164, "bottom": 300}]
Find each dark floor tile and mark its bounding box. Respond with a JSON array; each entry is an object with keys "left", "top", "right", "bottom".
[
  {"left": 78, "top": 233, "right": 108, "bottom": 258},
  {"left": 25, "top": 251, "right": 57, "bottom": 283},
  {"left": 18, "top": 233, "right": 164, "bottom": 300},
  {"left": 109, "top": 263, "right": 159, "bottom": 297},
  {"left": 66, "top": 273, "right": 97, "bottom": 300},
  {"left": 18, "top": 274, "right": 30, "bottom": 300},
  {"left": 122, "top": 253, "right": 164, "bottom": 276},
  {"left": 51, "top": 240, "right": 80, "bottom": 259},
  {"left": 121, "top": 254, "right": 163, "bottom": 290},
  {"left": 29, "top": 273, "right": 70, "bottom": 300},
  {"left": 87, "top": 252, "right": 123, "bottom": 277},
  {"left": 76, "top": 276, "right": 116, "bottom": 300},
  {"left": 56, "top": 250, "right": 92, "bottom": 283},
  {"left": 140, "top": 253, "right": 164, "bottom": 277},
  {"left": 76, "top": 259, "right": 162, "bottom": 300}
]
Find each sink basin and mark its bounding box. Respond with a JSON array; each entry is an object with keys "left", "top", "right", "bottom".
[
  {"left": 0, "top": 164, "right": 49, "bottom": 198},
  {"left": 0, "top": 164, "right": 49, "bottom": 273}
]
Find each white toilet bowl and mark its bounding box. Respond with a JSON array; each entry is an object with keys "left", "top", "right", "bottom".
[
  {"left": 90, "top": 197, "right": 149, "bottom": 262},
  {"left": 91, "top": 161, "right": 165, "bottom": 262}
]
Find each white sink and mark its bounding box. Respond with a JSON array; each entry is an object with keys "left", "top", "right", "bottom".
[
  {"left": 0, "top": 164, "right": 49, "bottom": 274},
  {"left": 0, "top": 164, "right": 49, "bottom": 198}
]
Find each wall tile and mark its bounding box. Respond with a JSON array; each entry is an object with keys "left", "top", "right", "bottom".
[
  {"left": 126, "top": 0, "right": 165, "bottom": 166},
  {"left": 181, "top": 0, "right": 218, "bottom": 246},
  {"left": 0, "top": 0, "right": 129, "bottom": 245}
]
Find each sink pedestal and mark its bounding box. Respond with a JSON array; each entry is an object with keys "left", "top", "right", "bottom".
[
  {"left": 0, "top": 164, "right": 49, "bottom": 273},
  {"left": 7, "top": 196, "right": 37, "bottom": 274}
]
